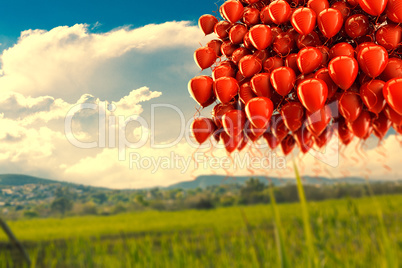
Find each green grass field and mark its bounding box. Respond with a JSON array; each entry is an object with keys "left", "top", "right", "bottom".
[{"left": 1, "top": 195, "right": 402, "bottom": 267}]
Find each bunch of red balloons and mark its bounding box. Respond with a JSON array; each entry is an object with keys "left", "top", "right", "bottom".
[{"left": 189, "top": 0, "right": 402, "bottom": 155}]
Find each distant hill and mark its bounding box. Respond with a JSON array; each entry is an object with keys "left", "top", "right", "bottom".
[
  {"left": 0, "top": 174, "right": 68, "bottom": 187},
  {"left": 165, "top": 175, "right": 372, "bottom": 190}
]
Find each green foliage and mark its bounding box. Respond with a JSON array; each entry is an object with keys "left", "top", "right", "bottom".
[{"left": 51, "top": 197, "right": 73, "bottom": 216}]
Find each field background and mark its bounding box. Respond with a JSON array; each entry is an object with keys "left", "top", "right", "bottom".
[{"left": 1, "top": 194, "right": 401, "bottom": 267}]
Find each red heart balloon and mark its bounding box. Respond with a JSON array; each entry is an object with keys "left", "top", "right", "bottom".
[
  {"left": 373, "top": 112, "right": 391, "bottom": 140},
  {"left": 280, "top": 102, "right": 305, "bottom": 131},
  {"left": 192, "top": 118, "right": 217, "bottom": 144},
  {"left": 198, "top": 15, "right": 219, "bottom": 35},
  {"left": 221, "top": 41, "right": 239, "bottom": 57},
  {"left": 212, "top": 103, "right": 236, "bottom": 128},
  {"left": 214, "top": 21, "right": 231, "bottom": 40},
  {"left": 297, "top": 31, "right": 322, "bottom": 49},
  {"left": 188, "top": 76, "right": 216, "bottom": 108},
  {"left": 338, "top": 117, "right": 354, "bottom": 145},
  {"left": 222, "top": 109, "right": 246, "bottom": 137},
  {"left": 268, "top": 0, "right": 292, "bottom": 25},
  {"left": 221, "top": 131, "right": 243, "bottom": 153},
  {"left": 250, "top": 73, "right": 274, "bottom": 98},
  {"left": 220, "top": 0, "right": 244, "bottom": 24},
  {"left": 285, "top": 53, "right": 300, "bottom": 75},
  {"left": 329, "top": 42, "right": 354, "bottom": 60},
  {"left": 273, "top": 33, "right": 295, "bottom": 57},
  {"left": 386, "top": 0, "right": 402, "bottom": 23},
  {"left": 231, "top": 47, "right": 252, "bottom": 65},
  {"left": 194, "top": 47, "right": 217, "bottom": 70},
  {"left": 307, "top": 0, "right": 330, "bottom": 17},
  {"left": 376, "top": 25, "right": 402, "bottom": 50},
  {"left": 239, "top": 82, "right": 257, "bottom": 104},
  {"left": 260, "top": 6, "right": 274, "bottom": 25},
  {"left": 383, "top": 104, "right": 402, "bottom": 125},
  {"left": 317, "top": 8, "right": 343, "bottom": 39},
  {"left": 270, "top": 67, "right": 296, "bottom": 96},
  {"left": 306, "top": 106, "right": 332, "bottom": 137},
  {"left": 347, "top": 110, "right": 371, "bottom": 139},
  {"left": 263, "top": 56, "right": 284, "bottom": 73},
  {"left": 229, "top": 24, "right": 248, "bottom": 44},
  {"left": 357, "top": 44, "right": 388, "bottom": 78},
  {"left": 212, "top": 64, "right": 236, "bottom": 80},
  {"left": 281, "top": 134, "right": 296, "bottom": 155},
  {"left": 314, "top": 68, "right": 338, "bottom": 99},
  {"left": 328, "top": 56, "right": 359, "bottom": 90},
  {"left": 331, "top": 1, "right": 350, "bottom": 19},
  {"left": 297, "top": 46, "right": 323, "bottom": 74},
  {"left": 214, "top": 77, "right": 239, "bottom": 103},
  {"left": 249, "top": 24, "right": 273, "bottom": 50},
  {"left": 358, "top": 0, "right": 388, "bottom": 16},
  {"left": 271, "top": 114, "right": 289, "bottom": 142},
  {"left": 291, "top": 7, "right": 317, "bottom": 35},
  {"left": 206, "top": 39, "right": 223, "bottom": 57},
  {"left": 360, "top": 80, "right": 386, "bottom": 114},
  {"left": 313, "top": 127, "right": 332, "bottom": 148},
  {"left": 243, "top": 7, "right": 260, "bottom": 26},
  {"left": 239, "top": 55, "right": 263, "bottom": 78},
  {"left": 263, "top": 132, "right": 280, "bottom": 150},
  {"left": 381, "top": 58, "right": 402, "bottom": 81},
  {"left": 383, "top": 78, "right": 402, "bottom": 115},
  {"left": 344, "top": 14, "right": 370, "bottom": 38},
  {"left": 338, "top": 92, "right": 363, "bottom": 122},
  {"left": 253, "top": 49, "right": 270, "bottom": 62},
  {"left": 294, "top": 126, "right": 314, "bottom": 154},
  {"left": 246, "top": 121, "right": 266, "bottom": 140},
  {"left": 245, "top": 97, "right": 274, "bottom": 129},
  {"left": 297, "top": 78, "right": 328, "bottom": 113}
]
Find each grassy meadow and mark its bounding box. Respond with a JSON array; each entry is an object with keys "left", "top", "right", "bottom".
[{"left": 0, "top": 194, "right": 401, "bottom": 267}]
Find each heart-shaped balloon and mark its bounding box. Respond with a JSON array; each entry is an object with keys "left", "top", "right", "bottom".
[
  {"left": 232, "top": 47, "right": 252, "bottom": 65},
  {"left": 229, "top": 24, "right": 248, "bottom": 44},
  {"left": 198, "top": 15, "right": 219, "bottom": 35},
  {"left": 268, "top": 0, "right": 292, "bottom": 25},
  {"left": 375, "top": 25, "right": 402, "bottom": 50},
  {"left": 332, "top": 1, "right": 350, "bottom": 19},
  {"left": 297, "top": 78, "right": 328, "bottom": 113},
  {"left": 214, "top": 21, "right": 231, "bottom": 40},
  {"left": 297, "top": 46, "right": 323, "bottom": 74},
  {"left": 291, "top": 7, "right": 317, "bottom": 35},
  {"left": 250, "top": 73, "right": 274, "bottom": 98},
  {"left": 271, "top": 114, "right": 289, "bottom": 142},
  {"left": 313, "top": 126, "right": 332, "bottom": 148},
  {"left": 281, "top": 134, "right": 296, "bottom": 155},
  {"left": 381, "top": 58, "right": 402, "bottom": 81},
  {"left": 192, "top": 118, "right": 217, "bottom": 144},
  {"left": 307, "top": 0, "right": 330, "bottom": 17},
  {"left": 285, "top": 53, "right": 300, "bottom": 75},
  {"left": 347, "top": 110, "right": 371, "bottom": 139},
  {"left": 245, "top": 97, "right": 274, "bottom": 129},
  {"left": 306, "top": 106, "right": 332, "bottom": 137},
  {"left": 273, "top": 33, "right": 295, "bottom": 56},
  {"left": 280, "top": 102, "right": 305, "bottom": 131},
  {"left": 220, "top": 0, "right": 244, "bottom": 24},
  {"left": 263, "top": 132, "right": 280, "bottom": 150},
  {"left": 338, "top": 117, "right": 354, "bottom": 145},
  {"left": 328, "top": 56, "right": 359, "bottom": 90},
  {"left": 338, "top": 92, "right": 363, "bottom": 122},
  {"left": 314, "top": 68, "right": 338, "bottom": 99},
  {"left": 249, "top": 24, "right": 273, "bottom": 50},
  {"left": 383, "top": 105, "right": 402, "bottom": 125},
  {"left": 221, "top": 41, "right": 240, "bottom": 57},
  {"left": 373, "top": 112, "right": 391, "bottom": 140},
  {"left": 243, "top": 7, "right": 260, "bottom": 26},
  {"left": 270, "top": 67, "right": 296, "bottom": 96},
  {"left": 194, "top": 47, "right": 217, "bottom": 70},
  {"left": 263, "top": 56, "right": 284, "bottom": 73},
  {"left": 239, "top": 55, "right": 263, "bottom": 78},
  {"left": 329, "top": 42, "right": 354, "bottom": 60},
  {"left": 360, "top": 80, "right": 386, "bottom": 114},
  {"left": 357, "top": 44, "right": 388, "bottom": 78},
  {"left": 222, "top": 109, "right": 246, "bottom": 137},
  {"left": 383, "top": 78, "right": 402, "bottom": 115},
  {"left": 239, "top": 82, "right": 257, "bottom": 104},
  {"left": 212, "top": 64, "right": 236, "bottom": 80},
  {"left": 212, "top": 103, "right": 236, "bottom": 128},
  {"left": 294, "top": 126, "right": 314, "bottom": 154},
  {"left": 344, "top": 14, "right": 370, "bottom": 38},
  {"left": 386, "top": 0, "right": 402, "bottom": 23},
  {"left": 188, "top": 76, "right": 216, "bottom": 108},
  {"left": 214, "top": 77, "right": 239, "bottom": 103},
  {"left": 358, "top": 0, "right": 388, "bottom": 16},
  {"left": 221, "top": 131, "right": 243, "bottom": 153},
  {"left": 317, "top": 8, "right": 343, "bottom": 38},
  {"left": 206, "top": 39, "right": 223, "bottom": 57}
]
